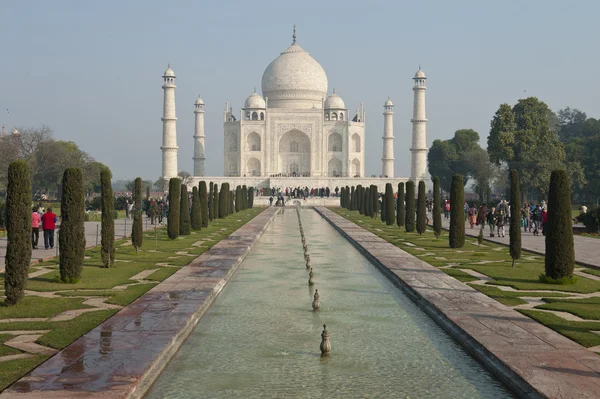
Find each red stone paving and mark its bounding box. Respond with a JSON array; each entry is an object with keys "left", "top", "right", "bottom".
[
  {"left": 0, "top": 207, "right": 279, "bottom": 399},
  {"left": 315, "top": 207, "right": 600, "bottom": 399}
]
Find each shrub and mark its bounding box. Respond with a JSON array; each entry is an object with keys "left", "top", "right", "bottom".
[
  {"left": 167, "top": 178, "right": 180, "bottom": 239},
  {"left": 416, "top": 181, "right": 426, "bottom": 235},
  {"left": 131, "top": 177, "right": 143, "bottom": 253},
  {"left": 4, "top": 160, "right": 32, "bottom": 304},
  {"left": 405, "top": 181, "right": 415, "bottom": 232},
  {"left": 544, "top": 170, "right": 574, "bottom": 279},
  {"left": 385, "top": 183, "right": 394, "bottom": 225},
  {"left": 100, "top": 168, "right": 115, "bottom": 268},
  {"left": 433, "top": 177, "right": 442, "bottom": 238},
  {"left": 397, "top": 183, "right": 404, "bottom": 227},
  {"left": 449, "top": 174, "right": 465, "bottom": 248},
  {"left": 199, "top": 181, "right": 209, "bottom": 227},
  {"left": 179, "top": 184, "right": 191, "bottom": 235},
  {"left": 191, "top": 186, "right": 202, "bottom": 230},
  {"left": 509, "top": 170, "right": 521, "bottom": 267},
  {"left": 59, "top": 168, "right": 86, "bottom": 283}
]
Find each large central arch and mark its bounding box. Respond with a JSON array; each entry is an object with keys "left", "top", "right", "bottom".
[{"left": 278, "top": 129, "right": 311, "bottom": 176}]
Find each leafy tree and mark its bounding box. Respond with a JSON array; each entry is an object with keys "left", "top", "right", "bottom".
[
  {"left": 59, "top": 168, "right": 86, "bottom": 283},
  {"left": 4, "top": 160, "right": 32, "bottom": 304},
  {"left": 178, "top": 171, "right": 193, "bottom": 186},
  {"left": 509, "top": 170, "right": 521, "bottom": 267},
  {"left": 180, "top": 184, "right": 191, "bottom": 235},
  {"left": 131, "top": 177, "right": 143, "bottom": 253},
  {"left": 449, "top": 175, "right": 465, "bottom": 248},
  {"left": 191, "top": 186, "right": 202, "bottom": 230},
  {"left": 544, "top": 170, "right": 575, "bottom": 279},
  {"left": 405, "top": 181, "right": 415, "bottom": 232},
  {"left": 416, "top": 181, "right": 426, "bottom": 235},
  {"left": 199, "top": 181, "right": 209, "bottom": 227},
  {"left": 397, "top": 183, "right": 404, "bottom": 227},
  {"left": 384, "top": 183, "right": 394, "bottom": 225},
  {"left": 154, "top": 177, "right": 168, "bottom": 192},
  {"left": 167, "top": 178, "right": 180, "bottom": 239},
  {"left": 100, "top": 167, "right": 115, "bottom": 268},
  {"left": 432, "top": 177, "right": 442, "bottom": 238}
]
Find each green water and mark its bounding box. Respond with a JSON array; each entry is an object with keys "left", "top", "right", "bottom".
[{"left": 146, "top": 208, "right": 513, "bottom": 398}]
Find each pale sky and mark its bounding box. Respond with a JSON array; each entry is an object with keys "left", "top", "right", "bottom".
[{"left": 1, "top": 0, "right": 598, "bottom": 181}]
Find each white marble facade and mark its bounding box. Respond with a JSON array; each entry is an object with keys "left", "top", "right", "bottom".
[{"left": 222, "top": 37, "right": 365, "bottom": 178}]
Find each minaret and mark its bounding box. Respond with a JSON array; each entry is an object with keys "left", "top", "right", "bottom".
[
  {"left": 382, "top": 97, "right": 394, "bottom": 177},
  {"left": 193, "top": 96, "right": 206, "bottom": 176},
  {"left": 410, "top": 67, "right": 428, "bottom": 182},
  {"left": 161, "top": 65, "right": 178, "bottom": 182}
]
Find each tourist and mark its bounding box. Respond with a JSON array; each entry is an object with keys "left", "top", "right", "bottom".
[
  {"left": 335, "top": 186, "right": 339, "bottom": 197},
  {"left": 468, "top": 203, "right": 477, "bottom": 229},
  {"left": 444, "top": 200, "right": 450, "bottom": 219},
  {"left": 531, "top": 205, "right": 542, "bottom": 236},
  {"left": 496, "top": 208, "right": 506, "bottom": 238},
  {"left": 269, "top": 196, "right": 273, "bottom": 206},
  {"left": 486, "top": 207, "right": 497, "bottom": 237},
  {"left": 41, "top": 207, "right": 57, "bottom": 250},
  {"left": 477, "top": 204, "right": 487, "bottom": 227},
  {"left": 464, "top": 201, "right": 469, "bottom": 221},
  {"left": 521, "top": 204, "right": 530, "bottom": 232},
  {"left": 31, "top": 206, "right": 41, "bottom": 249},
  {"left": 125, "top": 200, "right": 130, "bottom": 219},
  {"left": 541, "top": 208, "right": 548, "bottom": 236}
]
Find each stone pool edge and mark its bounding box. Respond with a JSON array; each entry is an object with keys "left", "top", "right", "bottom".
[
  {"left": 1, "top": 207, "right": 280, "bottom": 399},
  {"left": 315, "top": 206, "right": 600, "bottom": 399}
]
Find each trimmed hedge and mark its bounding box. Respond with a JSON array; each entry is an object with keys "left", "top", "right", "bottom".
[
  {"left": 416, "top": 180, "right": 426, "bottom": 235},
  {"left": 545, "top": 170, "right": 575, "bottom": 279},
  {"left": 208, "top": 182, "right": 214, "bottom": 221},
  {"left": 385, "top": 183, "right": 394, "bottom": 225},
  {"left": 449, "top": 174, "right": 465, "bottom": 248},
  {"left": 191, "top": 186, "right": 202, "bottom": 230},
  {"left": 397, "top": 182, "right": 404, "bottom": 227},
  {"left": 433, "top": 176, "right": 442, "bottom": 238},
  {"left": 132, "top": 177, "right": 143, "bottom": 252},
  {"left": 199, "top": 181, "right": 209, "bottom": 227},
  {"left": 59, "top": 168, "right": 86, "bottom": 283},
  {"left": 100, "top": 167, "right": 115, "bottom": 267},
  {"left": 405, "top": 181, "right": 415, "bottom": 232},
  {"left": 509, "top": 170, "right": 521, "bottom": 266},
  {"left": 167, "top": 178, "right": 181, "bottom": 239}
]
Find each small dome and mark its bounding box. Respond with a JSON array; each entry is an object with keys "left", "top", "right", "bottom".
[
  {"left": 414, "top": 68, "right": 426, "bottom": 78},
  {"left": 163, "top": 66, "right": 175, "bottom": 77},
  {"left": 384, "top": 97, "right": 393, "bottom": 106},
  {"left": 324, "top": 91, "right": 345, "bottom": 109},
  {"left": 195, "top": 96, "right": 204, "bottom": 105},
  {"left": 244, "top": 91, "right": 266, "bottom": 109}
]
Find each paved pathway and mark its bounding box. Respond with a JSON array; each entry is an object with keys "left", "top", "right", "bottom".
[
  {"left": 440, "top": 217, "right": 600, "bottom": 269},
  {"left": 0, "top": 217, "right": 161, "bottom": 269},
  {"left": 316, "top": 207, "right": 600, "bottom": 399}
]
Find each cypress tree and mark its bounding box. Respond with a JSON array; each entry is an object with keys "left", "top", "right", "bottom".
[
  {"left": 167, "top": 178, "right": 180, "bottom": 239},
  {"left": 345, "top": 186, "right": 350, "bottom": 209},
  {"left": 405, "top": 181, "right": 415, "bottom": 232},
  {"left": 218, "top": 183, "right": 226, "bottom": 218},
  {"left": 544, "top": 170, "right": 575, "bottom": 279},
  {"left": 340, "top": 187, "right": 345, "bottom": 207},
  {"left": 449, "top": 174, "right": 465, "bottom": 248},
  {"left": 385, "top": 183, "right": 394, "bottom": 225},
  {"left": 131, "top": 177, "right": 143, "bottom": 253},
  {"left": 180, "top": 184, "right": 191, "bottom": 235},
  {"left": 199, "top": 181, "right": 209, "bottom": 227},
  {"left": 371, "top": 185, "right": 378, "bottom": 218},
  {"left": 248, "top": 187, "right": 254, "bottom": 208},
  {"left": 100, "top": 167, "right": 115, "bottom": 268},
  {"left": 397, "top": 182, "right": 404, "bottom": 227},
  {"left": 509, "top": 170, "right": 521, "bottom": 267},
  {"left": 191, "top": 186, "right": 202, "bottom": 230},
  {"left": 59, "top": 168, "right": 86, "bottom": 283},
  {"left": 380, "top": 189, "right": 386, "bottom": 222},
  {"left": 356, "top": 185, "right": 363, "bottom": 214},
  {"left": 350, "top": 186, "right": 355, "bottom": 211},
  {"left": 235, "top": 186, "right": 241, "bottom": 212},
  {"left": 208, "top": 182, "right": 214, "bottom": 221},
  {"left": 416, "top": 180, "right": 427, "bottom": 235},
  {"left": 364, "top": 187, "right": 370, "bottom": 216},
  {"left": 4, "top": 160, "right": 32, "bottom": 304},
  {"left": 241, "top": 185, "right": 247, "bottom": 210},
  {"left": 213, "top": 183, "right": 219, "bottom": 219},
  {"left": 433, "top": 176, "right": 442, "bottom": 238},
  {"left": 230, "top": 189, "right": 234, "bottom": 214}
]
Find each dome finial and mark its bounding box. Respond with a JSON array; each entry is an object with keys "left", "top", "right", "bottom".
[
  {"left": 292, "top": 24, "right": 297, "bottom": 43},
  {"left": 333, "top": 88, "right": 335, "bottom": 94},
  {"left": 254, "top": 86, "right": 256, "bottom": 93}
]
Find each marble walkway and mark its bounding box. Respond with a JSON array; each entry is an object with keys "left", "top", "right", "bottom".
[{"left": 316, "top": 207, "right": 600, "bottom": 399}]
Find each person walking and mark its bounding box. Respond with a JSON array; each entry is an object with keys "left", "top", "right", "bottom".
[
  {"left": 41, "top": 207, "right": 58, "bottom": 250},
  {"left": 532, "top": 205, "right": 541, "bottom": 236},
  {"left": 486, "top": 207, "right": 497, "bottom": 237},
  {"left": 496, "top": 209, "right": 506, "bottom": 238},
  {"left": 31, "top": 206, "right": 41, "bottom": 249},
  {"left": 521, "top": 204, "right": 530, "bottom": 232},
  {"left": 468, "top": 203, "right": 477, "bottom": 229},
  {"left": 444, "top": 200, "right": 450, "bottom": 219}
]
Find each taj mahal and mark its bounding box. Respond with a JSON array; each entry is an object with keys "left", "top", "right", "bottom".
[{"left": 160, "top": 29, "right": 428, "bottom": 192}]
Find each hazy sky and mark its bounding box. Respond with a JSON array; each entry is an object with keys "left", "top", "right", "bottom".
[{"left": 1, "top": 0, "right": 598, "bottom": 181}]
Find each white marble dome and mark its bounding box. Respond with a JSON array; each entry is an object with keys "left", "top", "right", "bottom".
[
  {"left": 414, "top": 68, "right": 426, "bottom": 78},
  {"left": 261, "top": 42, "right": 328, "bottom": 108},
  {"left": 244, "top": 91, "right": 266, "bottom": 109},
  {"left": 195, "top": 96, "right": 204, "bottom": 105},
  {"left": 324, "top": 91, "right": 345, "bottom": 109},
  {"left": 384, "top": 97, "right": 393, "bottom": 106},
  {"left": 163, "top": 66, "right": 175, "bottom": 77}
]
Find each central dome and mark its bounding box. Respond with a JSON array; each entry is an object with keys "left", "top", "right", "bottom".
[{"left": 261, "top": 42, "right": 328, "bottom": 109}]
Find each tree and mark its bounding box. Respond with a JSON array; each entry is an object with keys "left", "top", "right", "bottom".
[
  {"left": 365, "top": 187, "right": 371, "bottom": 217},
  {"left": 509, "top": 170, "right": 521, "bottom": 267},
  {"left": 218, "top": 183, "right": 227, "bottom": 218},
  {"left": 405, "top": 181, "right": 415, "bottom": 232},
  {"left": 242, "top": 185, "right": 248, "bottom": 210},
  {"left": 248, "top": 187, "right": 254, "bottom": 208},
  {"left": 384, "top": 183, "right": 394, "bottom": 225},
  {"left": 199, "top": 181, "right": 209, "bottom": 227},
  {"left": 380, "top": 189, "right": 386, "bottom": 223},
  {"left": 131, "top": 177, "right": 143, "bottom": 253},
  {"left": 167, "top": 178, "right": 180, "bottom": 239},
  {"left": 178, "top": 171, "right": 193, "bottom": 186},
  {"left": 235, "top": 186, "right": 241, "bottom": 212},
  {"left": 340, "top": 187, "right": 345, "bottom": 208},
  {"left": 370, "top": 185, "right": 378, "bottom": 218},
  {"left": 212, "top": 183, "right": 219, "bottom": 220},
  {"left": 208, "top": 182, "right": 214, "bottom": 221},
  {"left": 432, "top": 177, "right": 442, "bottom": 238},
  {"left": 100, "top": 167, "right": 115, "bottom": 268},
  {"left": 154, "top": 177, "right": 168, "bottom": 192},
  {"left": 397, "top": 183, "right": 404, "bottom": 227},
  {"left": 355, "top": 185, "right": 362, "bottom": 214},
  {"left": 350, "top": 186, "right": 355, "bottom": 211},
  {"left": 229, "top": 189, "right": 234, "bottom": 214},
  {"left": 544, "top": 170, "right": 575, "bottom": 280},
  {"left": 449, "top": 174, "right": 465, "bottom": 248},
  {"left": 180, "top": 184, "right": 191, "bottom": 235},
  {"left": 416, "top": 181, "right": 426, "bottom": 235},
  {"left": 191, "top": 186, "right": 202, "bottom": 230},
  {"left": 4, "top": 160, "right": 32, "bottom": 304},
  {"left": 59, "top": 168, "right": 86, "bottom": 283}
]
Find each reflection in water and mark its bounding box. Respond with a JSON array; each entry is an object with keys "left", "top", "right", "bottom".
[{"left": 146, "top": 209, "right": 513, "bottom": 398}]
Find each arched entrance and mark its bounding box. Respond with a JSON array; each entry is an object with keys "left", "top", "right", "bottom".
[
  {"left": 247, "top": 157, "right": 261, "bottom": 176},
  {"left": 328, "top": 158, "right": 342, "bottom": 177},
  {"left": 278, "top": 129, "right": 311, "bottom": 176},
  {"left": 351, "top": 158, "right": 361, "bottom": 177}
]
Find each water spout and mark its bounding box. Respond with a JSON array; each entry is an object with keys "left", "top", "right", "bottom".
[
  {"left": 312, "top": 289, "right": 320, "bottom": 311},
  {"left": 320, "top": 324, "right": 330, "bottom": 355}
]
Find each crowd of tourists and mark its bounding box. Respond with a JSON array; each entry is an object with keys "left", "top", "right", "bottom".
[{"left": 260, "top": 186, "right": 340, "bottom": 201}]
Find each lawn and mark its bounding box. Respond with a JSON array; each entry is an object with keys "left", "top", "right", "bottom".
[
  {"left": 330, "top": 207, "right": 600, "bottom": 350},
  {"left": 0, "top": 207, "right": 264, "bottom": 391}
]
